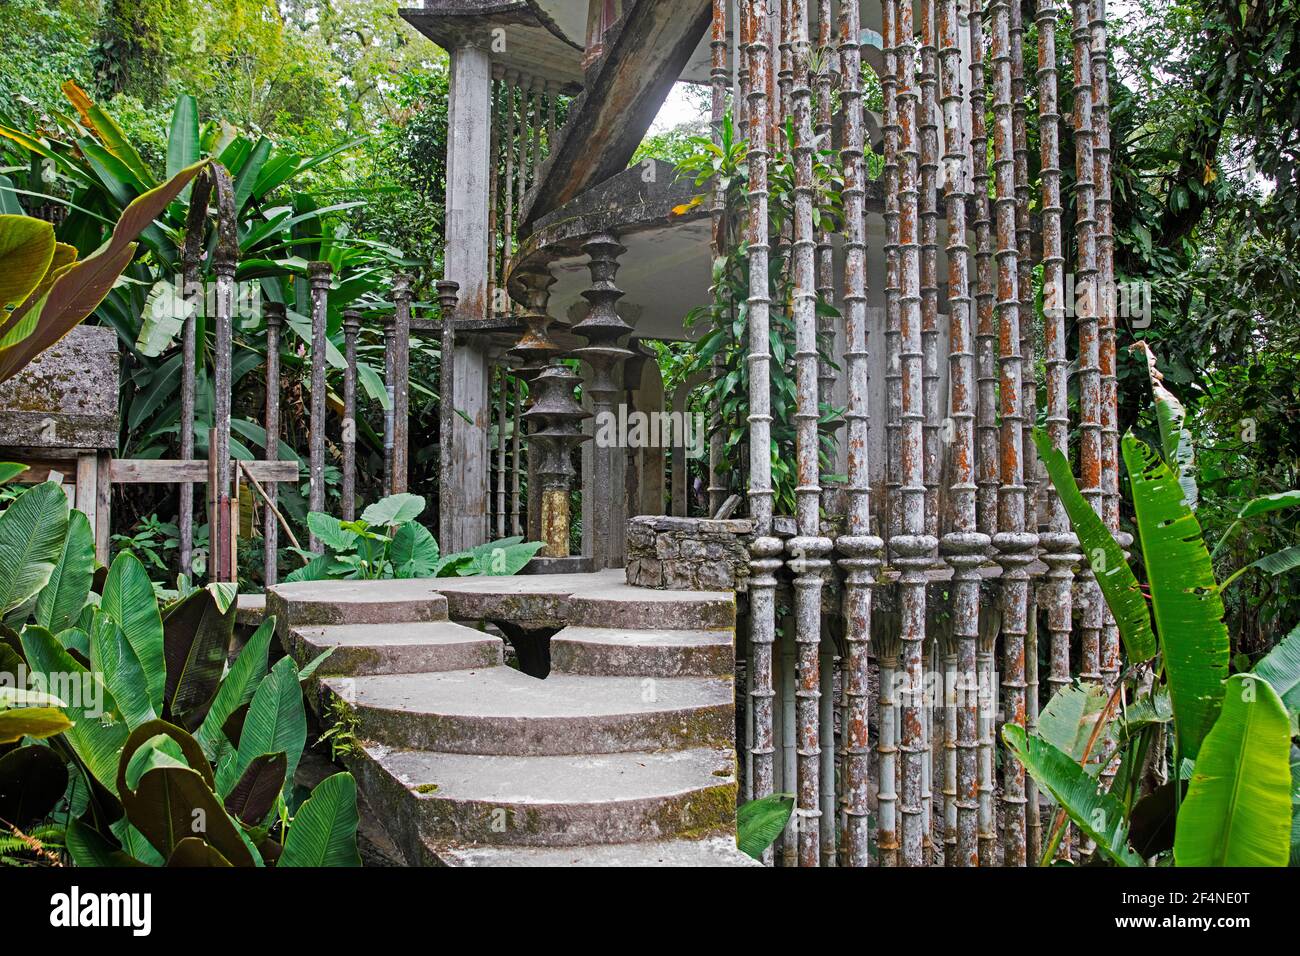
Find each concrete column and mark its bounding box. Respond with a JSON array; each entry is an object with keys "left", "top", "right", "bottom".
[{"left": 444, "top": 42, "right": 494, "bottom": 550}]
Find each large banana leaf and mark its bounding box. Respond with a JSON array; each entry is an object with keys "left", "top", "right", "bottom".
[
  {"left": 1036, "top": 682, "right": 1110, "bottom": 764},
  {"left": 161, "top": 583, "right": 238, "bottom": 729},
  {"left": 0, "top": 214, "right": 55, "bottom": 313},
  {"left": 195, "top": 616, "right": 276, "bottom": 759},
  {"left": 19, "top": 625, "right": 128, "bottom": 790},
  {"left": 88, "top": 611, "right": 155, "bottom": 729},
  {"left": 1032, "top": 429, "right": 1157, "bottom": 661},
  {"left": 100, "top": 552, "right": 166, "bottom": 712},
  {"left": 279, "top": 772, "right": 361, "bottom": 867},
  {"left": 0, "top": 161, "right": 206, "bottom": 383},
  {"left": 1134, "top": 341, "right": 1197, "bottom": 508},
  {"left": 1252, "top": 622, "right": 1300, "bottom": 714},
  {"left": 0, "top": 482, "right": 70, "bottom": 616},
  {"left": 1124, "top": 433, "right": 1230, "bottom": 760},
  {"left": 34, "top": 509, "right": 94, "bottom": 634},
  {"left": 1003, "top": 724, "right": 1143, "bottom": 866},
  {"left": 1173, "top": 675, "right": 1292, "bottom": 866},
  {"left": 223, "top": 655, "right": 306, "bottom": 798}
]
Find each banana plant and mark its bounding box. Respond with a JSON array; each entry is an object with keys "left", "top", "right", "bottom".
[
  {"left": 0, "top": 483, "right": 360, "bottom": 866},
  {"left": 1018, "top": 425, "right": 1296, "bottom": 866},
  {"left": 0, "top": 160, "right": 205, "bottom": 383}
]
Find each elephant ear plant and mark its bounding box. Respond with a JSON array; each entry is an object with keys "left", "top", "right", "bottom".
[
  {"left": 287, "top": 492, "right": 544, "bottom": 582},
  {"left": 0, "top": 478, "right": 361, "bottom": 867},
  {"left": 1012, "top": 417, "right": 1300, "bottom": 867}
]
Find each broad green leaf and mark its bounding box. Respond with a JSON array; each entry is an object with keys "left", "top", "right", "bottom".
[
  {"left": 196, "top": 617, "right": 276, "bottom": 759},
  {"left": 279, "top": 772, "right": 361, "bottom": 867},
  {"left": 736, "top": 792, "right": 794, "bottom": 860},
  {"left": 1253, "top": 623, "right": 1300, "bottom": 714},
  {"left": 391, "top": 522, "right": 439, "bottom": 578},
  {"left": 1036, "top": 682, "right": 1109, "bottom": 764},
  {"left": 65, "top": 818, "right": 147, "bottom": 867},
  {"left": 1124, "top": 433, "right": 1229, "bottom": 760},
  {"left": 101, "top": 552, "right": 165, "bottom": 712},
  {"left": 285, "top": 553, "right": 342, "bottom": 583},
  {"left": 307, "top": 512, "right": 358, "bottom": 552},
  {"left": 0, "top": 214, "right": 55, "bottom": 313},
  {"left": 1249, "top": 545, "right": 1300, "bottom": 577},
  {"left": 360, "top": 493, "right": 426, "bottom": 528},
  {"left": 162, "top": 583, "right": 237, "bottom": 729},
  {"left": 19, "top": 625, "right": 128, "bottom": 790},
  {"left": 62, "top": 81, "right": 155, "bottom": 188},
  {"left": 1032, "top": 428, "right": 1157, "bottom": 662},
  {"left": 1174, "top": 675, "right": 1292, "bottom": 867},
  {"left": 89, "top": 611, "right": 155, "bottom": 729},
  {"left": 35, "top": 509, "right": 93, "bottom": 634},
  {"left": 0, "top": 160, "right": 205, "bottom": 384},
  {"left": 166, "top": 95, "right": 200, "bottom": 192},
  {"left": 0, "top": 482, "right": 69, "bottom": 616},
  {"left": 224, "top": 751, "right": 287, "bottom": 826},
  {"left": 357, "top": 361, "right": 393, "bottom": 408},
  {"left": 0, "top": 463, "right": 27, "bottom": 484},
  {"left": 0, "top": 686, "right": 65, "bottom": 708},
  {"left": 0, "top": 706, "right": 72, "bottom": 743},
  {"left": 1134, "top": 341, "right": 1196, "bottom": 508},
  {"left": 1236, "top": 489, "right": 1300, "bottom": 519},
  {"left": 1003, "top": 724, "right": 1142, "bottom": 866},
  {"left": 229, "top": 656, "right": 305, "bottom": 799}
]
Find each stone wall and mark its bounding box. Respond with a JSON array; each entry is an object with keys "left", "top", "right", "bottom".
[{"left": 625, "top": 516, "right": 752, "bottom": 592}]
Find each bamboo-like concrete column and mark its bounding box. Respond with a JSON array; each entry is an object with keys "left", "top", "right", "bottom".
[
  {"left": 1008, "top": 0, "right": 1042, "bottom": 859},
  {"left": 743, "top": 0, "right": 783, "bottom": 865},
  {"left": 883, "top": 0, "right": 903, "bottom": 547},
  {"left": 835, "top": 0, "right": 883, "bottom": 869},
  {"left": 895, "top": 0, "right": 937, "bottom": 868},
  {"left": 815, "top": 0, "right": 836, "bottom": 420},
  {"left": 342, "top": 309, "right": 361, "bottom": 521},
  {"left": 263, "top": 301, "right": 284, "bottom": 586},
  {"left": 436, "top": 280, "right": 459, "bottom": 543},
  {"left": 920, "top": 0, "right": 941, "bottom": 548},
  {"left": 778, "top": 0, "right": 793, "bottom": 128},
  {"left": 876, "top": 630, "right": 902, "bottom": 867},
  {"left": 391, "top": 274, "right": 412, "bottom": 496},
  {"left": 210, "top": 174, "right": 237, "bottom": 583},
  {"left": 1037, "top": 0, "right": 1081, "bottom": 858},
  {"left": 939, "top": 0, "right": 987, "bottom": 867},
  {"left": 977, "top": 608, "right": 998, "bottom": 861},
  {"left": 547, "top": 81, "right": 557, "bottom": 146},
  {"left": 991, "top": 0, "right": 1036, "bottom": 867},
  {"left": 383, "top": 306, "right": 396, "bottom": 492},
  {"left": 307, "top": 260, "right": 331, "bottom": 554},
  {"left": 572, "top": 234, "right": 634, "bottom": 570},
  {"left": 531, "top": 80, "right": 544, "bottom": 179},
  {"left": 970, "top": 0, "right": 998, "bottom": 541},
  {"left": 1091, "top": 0, "right": 1121, "bottom": 694},
  {"left": 1071, "top": 0, "right": 1103, "bottom": 687},
  {"left": 502, "top": 73, "right": 518, "bottom": 314},
  {"left": 788, "top": 0, "right": 832, "bottom": 868},
  {"left": 919, "top": 0, "right": 942, "bottom": 863},
  {"left": 709, "top": 0, "right": 730, "bottom": 518}
]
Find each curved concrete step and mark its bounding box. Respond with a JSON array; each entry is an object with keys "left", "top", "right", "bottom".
[
  {"left": 433, "top": 836, "right": 761, "bottom": 867},
  {"left": 550, "top": 626, "right": 734, "bottom": 678},
  {"left": 564, "top": 583, "right": 735, "bottom": 630},
  {"left": 286, "top": 621, "right": 503, "bottom": 677},
  {"left": 267, "top": 579, "right": 448, "bottom": 628},
  {"left": 325, "top": 668, "right": 734, "bottom": 755},
  {"left": 354, "top": 744, "right": 737, "bottom": 847}
]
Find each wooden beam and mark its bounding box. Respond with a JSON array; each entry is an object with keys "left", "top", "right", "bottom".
[{"left": 110, "top": 459, "right": 299, "bottom": 485}]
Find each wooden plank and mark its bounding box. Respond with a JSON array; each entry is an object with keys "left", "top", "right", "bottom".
[
  {"left": 95, "top": 452, "right": 111, "bottom": 566},
  {"left": 110, "top": 459, "right": 299, "bottom": 484},
  {"left": 75, "top": 453, "right": 96, "bottom": 539}
]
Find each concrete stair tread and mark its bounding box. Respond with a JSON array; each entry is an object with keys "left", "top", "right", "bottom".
[
  {"left": 369, "top": 745, "right": 736, "bottom": 805},
  {"left": 550, "top": 625, "right": 734, "bottom": 677},
  {"left": 288, "top": 621, "right": 503, "bottom": 676},
  {"left": 267, "top": 579, "right": 448, "bottom": 626},
  {"left": 328, "top": 667, "right": 732, "bottom": 719},
  {"left": 434, "top": 836, "right": 761, "bottom": 868}
]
